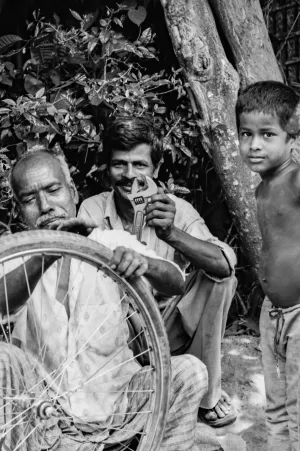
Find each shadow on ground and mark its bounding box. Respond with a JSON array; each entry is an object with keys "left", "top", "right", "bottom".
[{"left": 216, "top": 336, "right": 267, "bottom": 451}]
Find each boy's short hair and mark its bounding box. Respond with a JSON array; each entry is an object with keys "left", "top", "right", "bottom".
[
  {"left": 103, "top": 116, "right": 164, "bottom": 168},
  {"left": 236, "top": 80, "right": 299, "bottom": 132}
]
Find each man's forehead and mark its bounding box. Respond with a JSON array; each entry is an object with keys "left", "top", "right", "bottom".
[
  {"left": 12, "top": 154, "right": 64, "bottom": 192},
  {"left": 111, "top": 144, "right": 152, "bottom": 159}
]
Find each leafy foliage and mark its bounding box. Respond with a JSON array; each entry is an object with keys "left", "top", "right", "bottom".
[
  {"left": 0, "top": 0, "right": 257, "bottom": 325},
  {"left": 0, "top": 2, "right": 204, "bottom": 231}
]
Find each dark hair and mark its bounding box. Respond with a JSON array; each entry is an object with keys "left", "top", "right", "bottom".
[
  {"left": 103, "top": 116, "right": 164, "bottom": 168},
  {"left": 236, "top": 80, "right": 299, "bottom": 131}
]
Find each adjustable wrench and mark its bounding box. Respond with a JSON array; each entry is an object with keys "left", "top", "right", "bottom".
[{"left": 127, "top": 176, "right": 158, "bottom": 241}]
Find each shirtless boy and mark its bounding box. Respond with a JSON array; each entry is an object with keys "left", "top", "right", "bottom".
[{"left": 236, "top": 80, "right": 300, "bottom": 451}]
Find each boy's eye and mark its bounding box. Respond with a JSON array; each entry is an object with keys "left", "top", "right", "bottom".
[
  {"left": 263, "top": 132, "right": 274, "bottom": 138},
  {"left": 240, "top": 131, "right": 251, "bottom": 138}
]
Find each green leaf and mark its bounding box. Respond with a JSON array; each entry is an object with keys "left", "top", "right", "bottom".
[
  {"left": 99, "top": 30, "right": 110, "bottom": 44},
  {"left": 89, "top": 93, "right": 102, "bottom": 106},
  {"left": 24, "top": 76, "right": 44, "bottom": 96},
  {"left": 2, "top": 99, "right": 16, "bottom": 106},
  {"left": 113, "top": 18, "right": 123, "bottom": 28},
  {"left": 0, "top": 108, "right": 10, "bottom": 114},
  {"left": 47, "top": 105, "right": 57, "bottom": 116},
  {"left": 138, "top": 46, "right": 155, "bottom": 59},
  {"left": 120, "top": 0, "right": 137, "bottom": 7},
  {"left": 30, "top": 45, "right": 58, "bottom": 65},
  {"left": 154, "top": 105, "right": 167, "bottom": 115},
  {"left": 140, "top": 97, "right": 148, "bottom": 109},
  {"left": 140, "top": 28, "right": 152, "bottom": 45},
  {"left": 0, "top": 74, "right": 13, "bottom": 86},
  {"left": 35, "top": 87, "right": 45, "bottom": 98},
  {"left": 183, "top": 129, "right": 199, "bottom": 137},
  {"left": 179, "top": 145, "right": 192, "bottom": 158},
  {"left": 128, "top": 6, "right": 147, "bottom": 26},
  {"left": 0, "top": 35, "right": 22, "bottom": 54},
  {"left": 70, "top": 9, "right": 82, "bottom": 21},
  {"left": 88, "top": 38, "right": 98, "bottom": 53}
]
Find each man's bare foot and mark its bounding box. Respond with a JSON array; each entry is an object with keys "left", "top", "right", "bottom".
[{"left": 198, "top": 390, "right": 237, "bottom": 428}]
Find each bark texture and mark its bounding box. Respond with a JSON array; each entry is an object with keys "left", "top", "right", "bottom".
[
  {"left": 160, "top": 0, "right": 283, "bottom": 274},
  {"left": 208, "top": 0, "right": 283, "bottom": 87}
]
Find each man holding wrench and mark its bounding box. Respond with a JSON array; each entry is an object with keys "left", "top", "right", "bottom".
[{"left": 78, "top": 116, "right": 238, "bottom": 427}]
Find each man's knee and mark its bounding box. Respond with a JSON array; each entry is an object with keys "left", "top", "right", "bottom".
[{"left": 171, "top": 354, "right": 208, "bottom": 395}]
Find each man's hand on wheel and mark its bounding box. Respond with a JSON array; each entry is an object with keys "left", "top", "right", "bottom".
[
  {"left": 48, "top": 218, "right": 97, "bottom": 237},
  {"left": 109, "top": 246, "right": 148, "bottom": 278}
]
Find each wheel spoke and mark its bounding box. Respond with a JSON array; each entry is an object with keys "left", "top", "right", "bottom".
[{"left": 0, "top": 231, "right": 170, "bottom": 451}]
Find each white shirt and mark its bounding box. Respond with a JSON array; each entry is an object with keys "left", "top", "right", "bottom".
[{"left": 0, "top": 229, "right": 181, "bottom": 432}]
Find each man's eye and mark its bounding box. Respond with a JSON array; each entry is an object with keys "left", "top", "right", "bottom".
[
  {"left": 112, "top": 163, "right": 124, "bottom": 168},
  {"left": 48, "top": 187, "right": 60, "bottom": 193},
  {"left": 22, "top": 197, "right": 35, "bottom": 204},
  {"left": 240, "top": 132, "right": 251, "bottom": 138}
]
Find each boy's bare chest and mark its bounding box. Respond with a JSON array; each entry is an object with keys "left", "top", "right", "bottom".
[{"left": 257, "top": 178, "right": 300, "bottom": 240}]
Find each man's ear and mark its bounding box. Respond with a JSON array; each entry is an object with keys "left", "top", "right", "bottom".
[{"left": 70, "top": 180, "right": 79, "bottom": 205}]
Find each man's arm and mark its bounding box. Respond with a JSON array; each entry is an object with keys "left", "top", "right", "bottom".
[
  {"left": 108, "top": 246, "right": 184, "bottom": 296},
  {"left": 145, "top": 188, "right": 232, "bottom": 278},
  {"left": 0, "top": 255, "right": 57, "bottom": 316},
  {"left": 54, "top": 219, "right": 185, "bottom": 294},
  {"left": 0, "top": 218, "right": 96, "bottom": 317}
]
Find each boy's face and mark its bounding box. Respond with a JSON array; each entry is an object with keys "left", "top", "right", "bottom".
[
  {"left": 238, "top": 111, "right": 294, "bottom": 177},
  {"left": 109, "top": 143, "right": 154, "bottom": 202}
]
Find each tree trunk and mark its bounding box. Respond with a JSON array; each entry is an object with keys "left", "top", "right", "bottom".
[
  {"left": 208, "top": 0, "right": 283, "bottom": 87},
  {"left": 160, "top": 0, "right": 283, "bottom": 275}
]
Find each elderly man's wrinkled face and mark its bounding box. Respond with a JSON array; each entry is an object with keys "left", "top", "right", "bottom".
[{"left": 12, "top": 153, "right": 78, "bottom": 229}]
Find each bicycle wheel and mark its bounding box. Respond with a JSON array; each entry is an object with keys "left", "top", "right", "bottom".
[{"left": 0, "top": 230, "right": 170, "bottom": 451}]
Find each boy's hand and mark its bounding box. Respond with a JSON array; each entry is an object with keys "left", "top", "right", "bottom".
[
  {"left": 48, "top": 218, "right": 97, "bottom": 236},
  {"left": 145, "top": 187, "right": 176, "bottom": 241},
  {"left": 110, "top": 246, "right": 148, "bottom": 278}
]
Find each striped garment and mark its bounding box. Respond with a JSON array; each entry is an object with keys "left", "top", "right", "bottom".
[{"left": 0, "top": 344, "right": 208, "bottom": 451}]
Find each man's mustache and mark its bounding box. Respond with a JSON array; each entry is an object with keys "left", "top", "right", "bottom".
[
  {"left": 116, "top": 178, "right": 147, "bottom": 189},
  {"left": 36, "top": 211, "right": 68, "bottom": 228},
  {"left": 117, "top": 180, "right": 133, "bottom": 186}
]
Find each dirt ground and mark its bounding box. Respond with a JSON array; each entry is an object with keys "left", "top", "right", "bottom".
[
  {"left": 216, "top": 335, "right": 267, "bottom": 451},
  {"left": 195, "top": 335, "right": 267, "bottom": 450}
]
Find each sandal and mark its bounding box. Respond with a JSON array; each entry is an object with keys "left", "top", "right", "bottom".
[{"left": 198, "top": 391, "right": 237, "bottom": 428}]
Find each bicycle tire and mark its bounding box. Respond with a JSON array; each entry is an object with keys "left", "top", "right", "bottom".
[{"left": 0, "top": 230, "right": 171, "bottom": 451}]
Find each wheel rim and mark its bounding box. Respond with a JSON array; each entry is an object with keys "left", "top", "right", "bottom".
[{"left": 0, "top": 232, "right": 170, "bottom": 451}]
